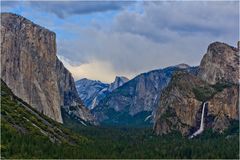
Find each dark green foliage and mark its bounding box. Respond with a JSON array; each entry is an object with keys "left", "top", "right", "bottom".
[
  {"left": 69, "top": 105, "right": 77, "bottom": 111},
  {"left": 193, "top": 86, "right": 216, "bottom": 101},
  {"left": 193, "top": 82, "right": 233, "bottom": 101},
  {"left": 211, "top": 82, "right": 233, "bottom": 92},
  {"left": 62, "top": 115, "right": 239, "bottom": 159},
  {"left": 161, "top": 107, "right": 176, "bottom": 119},
  {"left": 1, "top": 80, "right": 239, "bottom": 159},
  {"left": 224, "top": 120, "right": 239, "bottom": 136},
  {"left": 2, "top": 120, "right": 239, "bottom": 159},
  {"left": 1, "top": 80, "right": 90, "bottom": 158},
  {"left": 101, "top": 108, "right": 152, "bottom": 127}
]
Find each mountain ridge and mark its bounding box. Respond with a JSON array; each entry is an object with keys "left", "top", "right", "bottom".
[
  {"left": 92, "top": 64, "right": 198, "bottom": 126},
  {"left": 75, "top": 76, "right": 129, "bottom": 109}
]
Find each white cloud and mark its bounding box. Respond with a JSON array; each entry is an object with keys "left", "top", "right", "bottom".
[{"left": 58, "top": 56, "right": 133, "bottom": 83}]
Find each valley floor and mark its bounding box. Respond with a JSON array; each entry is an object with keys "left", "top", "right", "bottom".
[
  {"left": 2, "top": 119, "right": 239, "bottom": 159},
  {"left": 1, "top": 79, "right": 239, "bottom": 159}
]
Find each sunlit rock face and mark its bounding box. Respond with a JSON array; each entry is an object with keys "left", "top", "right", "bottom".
[
  {"left": 1, "top": 13, "right": 95, "bottom": 124},
  {"left": 154, "top": 72, "right": 205, "bottom": 136}
]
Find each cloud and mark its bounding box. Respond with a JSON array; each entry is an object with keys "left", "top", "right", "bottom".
[
  {"left": 113, "top": 1, "right": 239, "bottom": 42},
  {"left": 58, "top": 26, "right": 224, "bottom": 79},
  {"left": 1, "top": 1, "right": 238, "bottom": 83},
  {"left": 58, "top": 55, "right": 132, "bottom": 83},
  {"left": 28, "top": 1, "right": 134, "bottom": 18},
  {"left": 56, "top": 1, "right": 238, "bottom": 82}
]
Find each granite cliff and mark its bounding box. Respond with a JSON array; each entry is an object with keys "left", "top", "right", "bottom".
[
  {"left": 198, "top": 42, "right": 239, "bottom": 84},
  {"left": 1, "top": 13, "right": 95, "bottom": 124},
  {"left": 154, "top": 42, "right": 239, "bottom": 136}
]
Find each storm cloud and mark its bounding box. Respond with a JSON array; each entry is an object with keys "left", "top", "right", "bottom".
[{"left": 30, "top": 1, "right": 134, "bottom": 18}]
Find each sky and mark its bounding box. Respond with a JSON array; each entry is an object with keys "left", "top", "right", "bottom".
[{"left": 1, "top": 0, "right": 239, "bottom": 83}]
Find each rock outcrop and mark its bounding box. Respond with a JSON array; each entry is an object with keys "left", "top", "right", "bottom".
[
  {"left": 1, "top": 13, "right": 95, "bottom": 124},
  {"left": 208, "top": 85, "right": 239, "bottom": 132},
  {"left": 108, "top": 76, "right": 129, "bottom": 92},
  {"left": 198, "top": 42, "right": 239, "bottom": 85},
  {"left": 154, "top": 72, "right": 207, "bottom": 135},
  {"left": 154, "top": 42, "right": 239, "bottom": 136}
]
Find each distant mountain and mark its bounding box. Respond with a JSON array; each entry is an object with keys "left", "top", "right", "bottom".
[
  {"left": 108, "top": 76, "right": 129, "bottom": 92},
  {"left": 92, "top": 64, "right": 198, "bottom": 126},
  {"left": 0, "top": 13, "right": 96, "bottom": 125},
  {"left": 75, "top": 78, "right": 109, "bottom": 109},
  {"left": 75, "top": 76, "right": 129, "bottom": 109}
]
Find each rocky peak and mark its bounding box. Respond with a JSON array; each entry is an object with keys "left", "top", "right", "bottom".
[
  {"left": 207, "top": 42, "right": 238, "bottom": 53},
  {"left": 108, "top": 76, "right": 129, "bottom": 92},
  {"left": 75, "top": 78, "right": 109, "bottom": 109},
  {"left": 75, "top": 76, "right": 129, "bottom": 110},
  {"left": 1, "top": 13, "right": 95, "bottom": 124},
  {"left": 198, "top": 42, "right": 239, "bottom": 85}
]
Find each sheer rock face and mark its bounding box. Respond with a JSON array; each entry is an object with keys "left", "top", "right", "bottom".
[
  {"left": 208, "top": 85, "right": 239, "bottom": 132},
  {"left": 1, "top": 13, "right": 95, "bottom": 124},
  {"left": 108, "top": 76, "right": 129, "bottom": 92},
  {"left": 154, "top": 42, "right": 239, "bottom": 136},
  {"left": 154, "top": 72, "right": 205, "bottom": 136},
  {"left": 154, "top": 73, "right": 239, "bottom": 136},
  {"left": 198, "top": 42, "right": 239, "bottom": 85}
]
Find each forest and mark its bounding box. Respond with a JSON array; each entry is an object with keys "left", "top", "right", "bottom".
[
  {"left": 1, "top": 80, "right": 239, "bottom": 159},
  {"left": 2, "top": 112, "right": 239, "bottom": 159}
]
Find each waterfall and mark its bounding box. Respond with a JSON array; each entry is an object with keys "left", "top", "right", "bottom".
[{"left": 189, "top": 102, "right": 207, "bottom": 139}]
